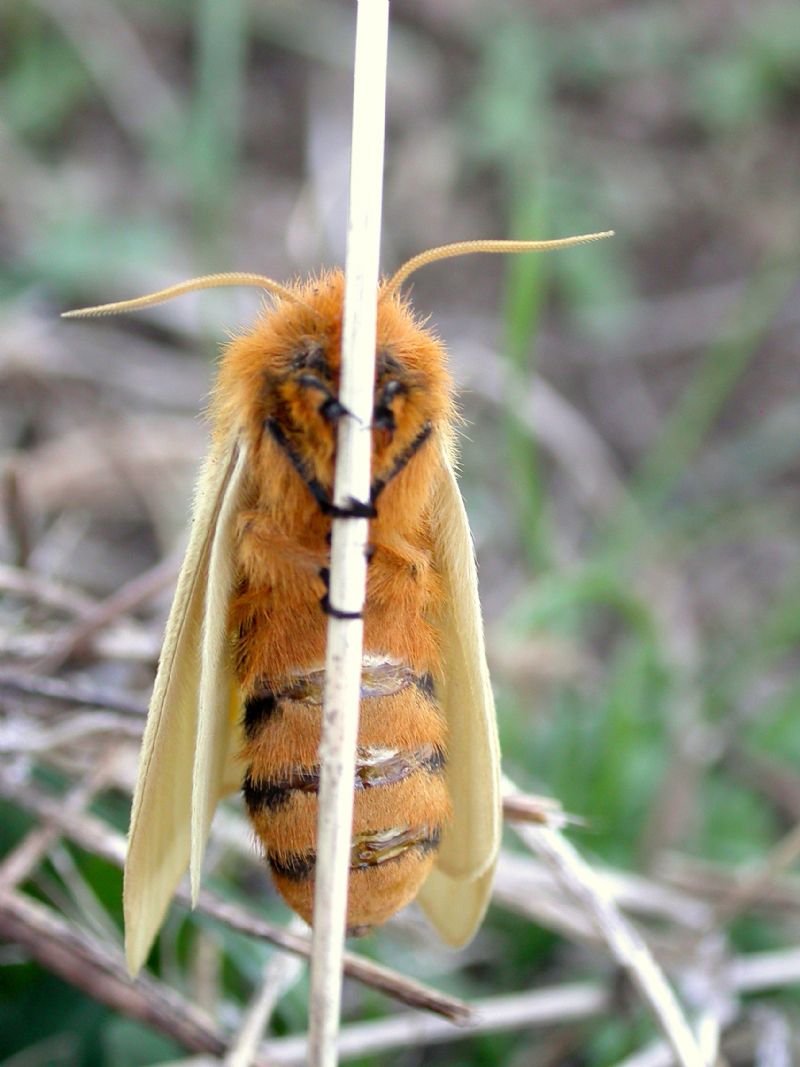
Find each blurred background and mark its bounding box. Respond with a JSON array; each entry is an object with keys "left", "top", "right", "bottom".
[{"left": 2, "top": 0, "right": 800, "bottom": 1064}]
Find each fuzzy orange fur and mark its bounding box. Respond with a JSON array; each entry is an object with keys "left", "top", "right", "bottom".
[
  {"left": 250, "top": 775, "right": 451, "bottom": 863},
  {"left": 274, "top": 846, "right": 438, "bottom": 931},
  {"left": 213, "top": 272, "right": 455, "bottom": 929},
  {"left": 241, "top": 687, "right": 448, "bottom": 773}
]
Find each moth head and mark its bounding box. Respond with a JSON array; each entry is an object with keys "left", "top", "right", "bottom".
[
  {"left": 61, "top": 231, "right": 613, "bottom": 504},
  {"left": 232, "top": 270, "right": 452, "bottom": 495}
]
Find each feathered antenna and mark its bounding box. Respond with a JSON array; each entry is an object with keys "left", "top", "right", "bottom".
[
  {"left": 61, "top": 272, "right": 315, "bottom": 319},
  {"left": 61, "top": 233, "right": 615, "bottom": 321},
  {"left": 382, "top": 231, "right": 614, "bottom": 298}
]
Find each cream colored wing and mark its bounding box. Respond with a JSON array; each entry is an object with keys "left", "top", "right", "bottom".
[
  {"left": 190, "top": 441, "right": 249, "bottom": 901},
  {"left": 417, "top": 446, "right": 502, "bottom": 947},
  {"left": 123, "top": 435, "right": 247, "bottom": 975}
]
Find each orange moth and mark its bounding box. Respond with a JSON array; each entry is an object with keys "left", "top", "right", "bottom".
[{"left": 65, "top": 231, "right": 611, "bottom": 974}]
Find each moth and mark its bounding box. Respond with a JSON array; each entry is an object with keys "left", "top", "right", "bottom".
[{"left": 65, "top": 231, "right": 609, "bottom": 974}]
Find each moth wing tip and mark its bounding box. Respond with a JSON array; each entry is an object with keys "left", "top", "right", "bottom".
[
  {"left": 189, "top": 856, "right": 202, "bottom": 909},
  {"left": 123, "top": 925, "right": 147, "bottom": 978}
]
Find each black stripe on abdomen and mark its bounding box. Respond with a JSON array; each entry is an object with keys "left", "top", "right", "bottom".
[
  {"left": 243, "top": 691, "right": 279, "bottom": 741},
  {"left": 269, "top": 851, "right": 316, "bottom": 882},
  {"left": 268, "top": 826, "right": 442, "bottom": 883},
  {"left": 244, "top": 662, "right": 437, "bottom": 715},
  {"left": 243, "top": 745, "right": 445, "bottom": 814}
]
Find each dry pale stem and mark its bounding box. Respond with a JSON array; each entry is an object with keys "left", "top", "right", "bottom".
[
  {"left": 511, "top": 817, "right": 708, "bottom": 1067},
  {"left": 307, "top": 3, "right": 389, "bottom": 1066},
  {"left": 34, "top": 553, "right": 179, "bottom": 672}
]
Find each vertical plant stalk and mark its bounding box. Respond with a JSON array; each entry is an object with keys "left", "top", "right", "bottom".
[{"left": 308, "top": 3, "right": 389, "bottom": 1066}]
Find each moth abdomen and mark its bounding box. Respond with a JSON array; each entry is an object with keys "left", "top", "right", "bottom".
[{"left": 240, "top": 659, "right": 451, "bottom": 929}]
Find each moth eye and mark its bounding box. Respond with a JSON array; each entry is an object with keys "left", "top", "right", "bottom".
[
  {"left": 290, "top": 343, "right": 330, "bottom": 377},
  {"left": 377, "top": 349, "right": 401, "bottom": 374},
  {"left": 292, "top": 371, "right": 344, "bottom": 423},
  {"left": 296, "top": 373, "right": 327, "bottom": 391}
]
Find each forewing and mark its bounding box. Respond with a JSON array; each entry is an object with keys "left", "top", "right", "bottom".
[
  {"left": 417, "top": 446, "right": 501, "bottom": 946},
  {"left": 123, "top": 436, "right": 246, "bottom": 974},
  {"left": 190, "top": 442, "right": 249, "bottom": 900}
]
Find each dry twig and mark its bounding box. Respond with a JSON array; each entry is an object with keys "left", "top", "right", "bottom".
[
  {"left": 308, "top": 3, "right": 389, "bottom": 1064},
  {"left": 511, "top": 815, "right": 708, "bottom": 1067},
  {"left": 701, "top": 820, "right": 800, "bottom": 934},
  {"left": 0, "top": 671, "right": 147, "bottom": 716},
  {"left": 0, "top": 561, "right": 97, "bottom": 615},
  {"left": 34, "top": 554, "right": 179, "bottom": 672},
  {"left": 0, "top": 754, "right": 114, "bottom": 892},
  {"left": 224, "top": 917, "right": 306, "bottom": 1067},
  {"left": 260, "top": 983, "right": 610, "bottom": 1065},
  {"left": 0, "top": 889, "right": 228, "bottom": 1056}
]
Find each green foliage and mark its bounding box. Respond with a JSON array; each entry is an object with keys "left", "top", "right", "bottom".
[
  {"left": 3, "top": 19, "right": 91, "bottom": 140},
  {"left": 690, "top": 3, "right": 800, "bottom": 131},
  {"left": 101, "top": 1019, "right": 182, "bottom": 1067}
]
